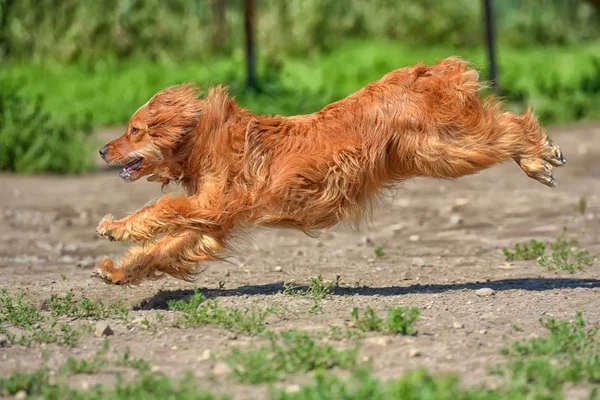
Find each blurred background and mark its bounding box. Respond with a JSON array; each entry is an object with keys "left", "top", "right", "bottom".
[{"left": 0, "top": 0, "right": 599, "bottom": 174}]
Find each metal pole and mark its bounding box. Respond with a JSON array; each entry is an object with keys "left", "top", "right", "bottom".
[
  {"left": 244, "top": 0, "right": 259, "bottom": 91},
  {"left": 483, "top": 0, "right": 498, "bottom": 89}
]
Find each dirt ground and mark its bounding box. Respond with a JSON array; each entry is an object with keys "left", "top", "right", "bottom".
[{"left": 1, "top": 123, "right": 599, "bottom": 397}]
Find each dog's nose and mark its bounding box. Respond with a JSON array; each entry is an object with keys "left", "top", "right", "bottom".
[{"left": 99, "top": 146, "right": 109, "bottom": 158}]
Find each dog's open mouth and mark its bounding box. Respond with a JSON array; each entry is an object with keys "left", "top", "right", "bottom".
[{"left": 119, "top": 158, "right": 144, "bottom": 180}]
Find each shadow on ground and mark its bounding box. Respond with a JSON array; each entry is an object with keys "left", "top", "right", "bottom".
[{"left": 135, "top": 277, "right": 600, "bottom": 310}]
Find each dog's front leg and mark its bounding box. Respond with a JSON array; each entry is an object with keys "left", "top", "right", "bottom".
[
  {"left": 93, "top": 230, "right": 226, "bottom": 285},
  {"left": 96, "top": 193, "right": 221, "bottom": 243}
]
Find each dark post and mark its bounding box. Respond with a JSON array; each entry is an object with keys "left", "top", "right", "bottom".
[
  {"left": 244, "top": 0, "right": 259, "bottom": 91},
  {"left": 482, "top": 0, "right": 498, "bottom": 89}
]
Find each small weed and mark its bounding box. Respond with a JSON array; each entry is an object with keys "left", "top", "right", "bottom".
[
  {"left": 48, "top": 290, "right": 130, "bottom": 320},
  {"left": 502, "top": 240, "right": 546, "bottom": 261},
  {"left": 224, "top": 330, "right": 360, "bottom": 384},
  {"left": 511, "top": 323, "right": 523, "bottom": 332},
  {"left": 538, "top": 228, "right": 596, "bottom": 272},
  {"left": 168, "top": 288, "right": 273, "bottom": 335},
  {"left": 116, "top": 349, "right": 152, "bottom": 373},
  {"left": 576, "top": 196, "right": 588, "bottom": 214},
  {"left": 498, "top": 313, "right": 600, "bottom": 391},
  {"left": 351, "top": 306, "right": 420, "bottom": 336},
  {"left": 503, "top": 228, "right": 596, "bottom": 272},
  {"left": 0, "top": 369, "right": 225, "bottom": 399},
  {"left": 59, "top": 341, "right": 109, "bottom": 376},
  {"left": 374, "top": 243, "right": 386, "bottom": 257},
  {"left": 0, "top": 289, "right": 43, "bottom": 327},
  {"left": 282, "top": 275, "right": 339, "bottom": 313}
]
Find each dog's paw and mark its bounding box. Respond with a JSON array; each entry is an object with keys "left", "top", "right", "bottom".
[
  {"left": 96, "top": 215, "right": 117, "bottom": 241},
  {"left": 518, "top": 139, "right": 565, "bottom": 187},
  {"left": 93, "top": 257, "right": 126, "bottom": 285}
]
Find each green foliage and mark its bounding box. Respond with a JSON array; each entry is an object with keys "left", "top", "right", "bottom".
[
  {"left": 282, "top": 275, "right": 339, "bottom": 313},
  {"left": 351, "top": 307, "right": 420, "bottom": 336},
  {"left": 48, "top": 290, "right": 130, "bottom": 320},
  {"left": 0, "top": 77, "right": 93, "bottom": 174},
  {"left": 502, "top": 240, "right": 546, "bottom": 261},
  {"left": 1, "top": 0, "right": 597, "bottom": 63},
  {"left": 59, "top": 341, "right": 110, "bottom": 376},
  {"left": 374, "top": 244, "right": 386, "bottom": 258},
  {"left": 503, "top": 228, "right": 596, "bottom": 272},
  {"left": 167, "top": 288, "right": 273, "bottom": 335},
  {"left": 498, "top": 313, "right": 600, "bottom": 392},
  {"left": 0, "top": 289, "right": 43, "bottom": 327},
  {"left": 224, "top": 330, "right": 360, "bottom": 384},
  {"left": 0, "top": 370, "right": 226, "bottom": 399},
  {"left": 2, "top": 43, "right": 599, "bottom": 130}
]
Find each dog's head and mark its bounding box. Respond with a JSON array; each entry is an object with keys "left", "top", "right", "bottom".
[{"left": 99, "top": 84, "right": 202, "bottom": 183}]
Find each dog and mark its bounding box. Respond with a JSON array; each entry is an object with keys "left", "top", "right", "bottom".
[{"left": 95, "top": 57, "right": 565, "bottom": 285}]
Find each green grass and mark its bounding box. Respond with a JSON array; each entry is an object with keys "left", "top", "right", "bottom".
[
  {"left": 0, "top": 77, "right": 93, "bottom": 174},
  {"left": 224, "top": 330, "right": 360, "bottom": 384},
  {"left": 2, "top": 42, "right": 600, "bottom": 129},
  {"left": 281, "top": 275, "right": 339, "bottom": 313},
  {"left": 0, "top": 290, "right": 132, "bottom": 347},
  {"left": 167, "top": 288, "right": 275, "bottom": 335},
  {"left": 1, "top": 314, "right": 598, "bottom": 399},
  {"left": 374, "top": 244, "right": 386, "bottom": 258},
  {"left": 502, "top": 228, "right": 596, "bottom": 272},
  {"left": 350, "top": 307, "right": 420, "bottom": 336},
  {"left": 48, "top": 290, "right": 130, "bottom": 321},
  {"left": 502, "top": 239, "right": 546, "bottom": 261},
  {"left": 0, "top": 289, "right": 44, "bottom": 327}
]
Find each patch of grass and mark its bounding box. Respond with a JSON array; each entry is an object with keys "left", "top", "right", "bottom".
[
  {"left": 167, "top": 288, "right": 274, "bottom": 335},
  {"left": 282, "top": 275, "right": 339, "bottom": 313},
  {"left": 502, "top": 240, "right": 546, "bottom": 261},
  {"left": 500, "top": 312, "right": 600, "bottom": 385},
  {"left": 59, "top": 341, "right": 110, "bottom": 376},
  {"left": 374, "top": 244, "right": 386, "bottom": 258},
  {"left": 351, "top": 306, "right": 420, "bottom": 336},
  {"left": 48, "top": 290, "right": 130, "bottom": 320},
  {"left": 224, "top": 330, "right": 360, "bottom": 384},
  {"left": 3, "top": 43, "right": 600, "bottom": 129},
  {"left": 576, "top": 196, "right": 588, "bottom": 214},
  {"left": 0, "top": 289, "right": 43, "bottom": 327},
  {"left": 538, "top": 229, "right": 597, "bottom": 272},
  {"left": 0, "top": 370, "right": 226, "bottom": 399},
  {"left": 115, "top": 349, "right": 153, "bottom": 373},
  {"left": 502, "top": 228, "right": 596, "bottom": 272},
  {"left": 0, "top": 77, "right": 93, "bottom": 174}
]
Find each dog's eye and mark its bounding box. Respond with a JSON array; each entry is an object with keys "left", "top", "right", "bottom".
[{"left": 130, "top": 127, "right": 139, "bottom": 135}]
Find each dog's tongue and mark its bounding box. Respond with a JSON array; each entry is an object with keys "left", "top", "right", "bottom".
[{"left": 120, "top": 158, "right": 143, "bottom": 180}]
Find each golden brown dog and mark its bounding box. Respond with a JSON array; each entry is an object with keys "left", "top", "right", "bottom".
[{"left": 95, "top": 57, "right": 565, "bottom": 285}]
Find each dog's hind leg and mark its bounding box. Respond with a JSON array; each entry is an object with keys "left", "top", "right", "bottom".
[
  {"left": 388, "top": 104, "right": 565, "bottom": 186},
  {"left": 93, "top": 231, "right": 226, "bottom": 285}
]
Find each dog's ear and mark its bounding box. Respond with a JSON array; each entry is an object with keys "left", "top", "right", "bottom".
[{"left": 148, "top": 83, "right": 202, "bottom": 148}]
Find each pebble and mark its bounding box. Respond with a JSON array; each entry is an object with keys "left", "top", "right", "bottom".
[
  {"left": 449, "top": 214, "right": 463, "bottom": 225},
  {"left": 198, "top": 349, "right": 212, "bottom": 361},
  {"left": 479, "top": 329, "right": 488, "bottom": 335},
  {"left": 365, "top": 336, "right": 392, "bottom": 346},
  {"left": 151, "top": 366, "right": 161, "bottom": 373},
  {"left": 58, "top": 255, "right": 76, "bottom": 263},
  {"left": 411, "top": 257, "right": 426, "bottom": 267},
  {"left": 390, "top": 223, "right": 405, "bottom": 234},
  {"left": 77, "top": 256, "right": 96, "bottom": 269},
  {"left": 171, "top": 345, "right": 178, "bottom": 350},
  {"left": 286, "top": 384, "right": 301, "bottom": 394},
  {"left": 273, "top": 265, "right": 283, "bottom": 272},
  {"left": 400, "top": 271, "right": 414, "bottom": 280},
  {"left": 409, "top": 234, "right": 420, "bottom": 242},
  {"left": 212, "top": 361, "right": 232, "bottom": 375},
  {"left": 360, "top": 236, "right": 375, "bottom": 247},
  {"left": 94, "top": 322, "right": 114, "bottom": 337},
  {"left": 453, "top": 322, "right": 464, "bottom": 329},
  {"left": 15, "top": 390, "right": 27, "bottom": 400},
  {"left": 294, "top": 249, "right": 305, "bottom": 256},
  {"left": 475, "top": 288, "right": 496, "bottom": 297},
  {"left": 408, "top": 348, "right": 421, "bottom": 357}
]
